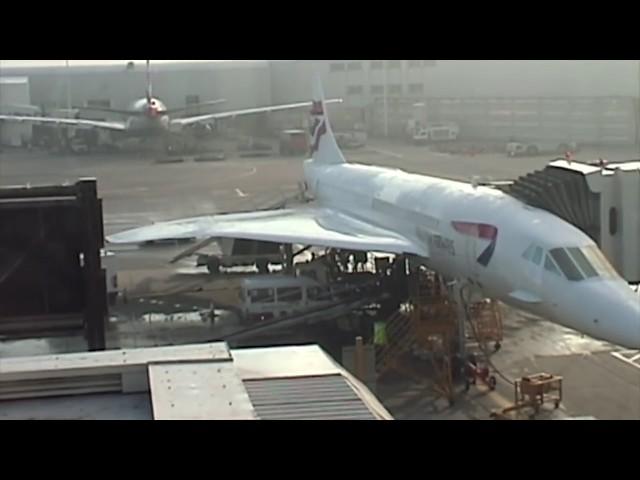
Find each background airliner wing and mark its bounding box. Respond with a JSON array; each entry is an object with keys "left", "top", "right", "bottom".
[
  {"left": 107, "top": 206, "right": 428, "bottom": 257},
  {"left": 170, "top": 99, "right": 343, "bottom": 127},
  {"left": 0, "top": 115, "right": 127, "bottom": 131},
  {"left": 165, "top": 99, "right": 227, "bottom": 116}
]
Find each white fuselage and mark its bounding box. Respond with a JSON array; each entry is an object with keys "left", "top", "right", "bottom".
[
  {"left": 303, "top": 159, "right": 640, "bottom": 348},
  {"left": 123, "top": 98, "right": 171, "bottom": 136}
]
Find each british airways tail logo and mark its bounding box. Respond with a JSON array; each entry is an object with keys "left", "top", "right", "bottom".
[
  {"left": 451, "top": 221, "right": 498, "bottom": 266},
  {"left": 310, "top": 101, "right": 327, "bottom": 154}
]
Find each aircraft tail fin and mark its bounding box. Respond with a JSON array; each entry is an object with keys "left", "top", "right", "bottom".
[{"left": 309, "top": 76, "right": 346, "bottom": 165}]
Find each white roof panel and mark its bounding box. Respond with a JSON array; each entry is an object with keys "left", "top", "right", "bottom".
[
  {"left": 0, "top": 342, "right": 230, "bottom": 380},
  {"left": 0, "top": 342, "right": 392, "bottom": 420},
  {"left": 232, "top": 345, "right": 341, "bottom": 380},
  {"left": 149, "top": 362, "right": 256, "bottom": 420},
  {"left": 0, "top": 76, "right": 29, "bottom": 85}
]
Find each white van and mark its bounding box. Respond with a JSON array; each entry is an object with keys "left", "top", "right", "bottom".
[
  {"left": 102, "top": 250, "right": 119, "bottom": 305},
  {"left": 238, "top": 275, "right": 336, "bottom": 323},
  {"left": 413, "top": 122, "right": 460, "bottom": 144},
  {"left": 80, "top": 250, "right": 118, "bottom": 305}
]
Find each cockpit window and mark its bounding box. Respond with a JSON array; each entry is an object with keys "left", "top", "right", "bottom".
[
  {"left": 522, "top": 245, "right": 543, "bottom": 265},
  {"left": 546, "top": 246, "right": 618, "bottom": 281},
  {"left": 549, "top": 248, "right": 584, "bottom": 281},
  {"left": 531, "top": 246, "right": 543, "bottom": 265},
  {"left": 544, "top": 254, "right": 561, "bottom": 276},
  {"left": 580, "top": 245, "right": 618, "bottom": 278},
  {"left": 522, "top": 245, "right": 535, "bottom": 261},
  {"left": 567, "top": 247, "right": 598, "bottom": 278}
]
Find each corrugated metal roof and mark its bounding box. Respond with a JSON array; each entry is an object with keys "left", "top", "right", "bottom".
[
  {"left": 1, "top": 343, "right": 392, "bottom": 420},
  {"left": 243, "top": 374, "right": 379, "bottom": 420}
]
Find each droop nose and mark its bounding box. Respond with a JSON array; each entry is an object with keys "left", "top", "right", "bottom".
[{"left": 582, "top": 282, "right": 640, "bottom": 349}]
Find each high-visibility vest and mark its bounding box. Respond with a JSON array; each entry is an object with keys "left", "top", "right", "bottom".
[{"left": 374, "top": 322, "right": 388, "bottom": 346}]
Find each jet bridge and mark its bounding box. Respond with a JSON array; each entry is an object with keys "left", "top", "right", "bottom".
[
  {"left": 0, "top": 179, "right": 108, "bottom": 349},
  {"left": 500, "top": 160, "right": 640, "bottom": 283}
]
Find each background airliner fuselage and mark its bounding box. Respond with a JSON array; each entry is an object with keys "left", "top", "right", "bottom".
[
  {"left": 0, "top": 61, "right": 342, "bottom": 144},
  {"left": 121, "top": 97, "right": 171, "bottom": 136}
]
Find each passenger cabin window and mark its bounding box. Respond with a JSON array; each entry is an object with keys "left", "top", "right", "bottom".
[
  {"left": 276, "top": 287, "right": 302, "bottom": 303},
  {"left": 248, "top": 288, "right": 275, "bottom": 303}
]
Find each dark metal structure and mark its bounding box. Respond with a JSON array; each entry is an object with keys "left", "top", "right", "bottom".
[
  {"left": 0, "top": 178, "right": 107, "bottom": 349},
  {"left": 499, "top": 164, "right": 601, "bottom": 243}
]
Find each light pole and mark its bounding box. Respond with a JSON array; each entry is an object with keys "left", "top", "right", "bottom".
[
  {"left": 65, "top": 60, "right": 72, "bottom": 116},
  {"left": 383, "top": 61, "right": 388, "bottom": 137},
  {"left": 637, "top": 60, "right": 640, "bottom": 154},
  {"left": 0, "top": 59, "right": 3, "bottom": 181}
]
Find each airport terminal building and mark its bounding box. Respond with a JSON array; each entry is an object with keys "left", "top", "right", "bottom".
[{"left": 1, "top": 60, "right": 639, "bottom": 145}]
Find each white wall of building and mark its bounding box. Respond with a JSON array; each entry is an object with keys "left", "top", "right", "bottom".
[
  {"left": 267, "top": 61, "right": 640, "bottom": 142},
  {"left": 5, "top": 60, "right": 638, "bottom": 110},
  {"left": 0, "top": 77, "right": 33, "bottom": 146},
  {"left": 419, "top": 60, "right": 637, "bottom": 98},
  {"left": 269, "top": 60, "right": 639, "bottom": 103}
]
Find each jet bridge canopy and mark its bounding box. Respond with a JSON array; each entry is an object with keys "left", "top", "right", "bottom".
[{"left": 500, "top": 160, "right": 640, "bottom": 283}]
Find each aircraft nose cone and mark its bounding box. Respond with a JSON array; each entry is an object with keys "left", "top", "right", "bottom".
[{"left": 587, "top": 282, "right": 640, "bottom": 349}]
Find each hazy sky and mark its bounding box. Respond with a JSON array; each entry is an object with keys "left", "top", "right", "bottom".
[{"left": 0, "top": 60, "right": 237, "bottom": 68}]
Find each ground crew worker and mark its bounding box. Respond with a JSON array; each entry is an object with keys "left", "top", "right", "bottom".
[
  {"left": 565, "top": 150, "right": 572, "bottom": 164},
  {"left": 374, "top": 321, "right": 388, "bottom": 346}
]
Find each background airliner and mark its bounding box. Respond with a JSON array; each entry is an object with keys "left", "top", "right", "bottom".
[
  {"left": 0, "top": 60, "right": 341, "bottom": 140},
  {"left": 108, "top": 78, "right": 640, "bottom": 349}
]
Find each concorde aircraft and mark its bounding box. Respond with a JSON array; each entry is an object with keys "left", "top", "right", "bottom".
[
  {"left": 0, "top": 61, "right": 340, "bottom": 141},
  {"left": 108, "top": 78, "right": 640, "bottom": 349}
]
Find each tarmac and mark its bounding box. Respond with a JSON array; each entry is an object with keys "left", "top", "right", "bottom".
[{"left": 1, "top": 138, "right": 639, "bottom": 419}]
